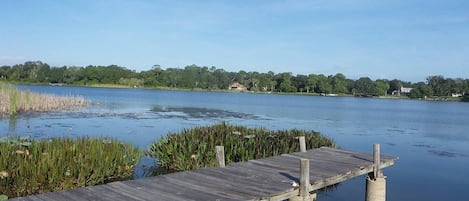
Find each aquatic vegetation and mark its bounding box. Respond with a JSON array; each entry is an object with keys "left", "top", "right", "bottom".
[
  {"left": 0, "top": 137, "right": 142, "bottom": 198},
  {"left": 150, "top": 106, "right": 268, "bottom": 120},
  {"left": 146, "top": 122, "right": 336, "bottom": 171},
  {"left": 0, "top": 84, "right": 89, "bottom": 116}
]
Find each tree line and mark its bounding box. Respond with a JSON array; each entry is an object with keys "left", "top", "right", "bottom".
[{"left": 1, "top": 61, "right": 468, "bottom": 99}]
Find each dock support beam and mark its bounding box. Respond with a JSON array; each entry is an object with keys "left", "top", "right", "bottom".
[
  {"left": 216, "top": 146, "right": 225, "bottom": 167},
  {"left": 365, "top": 144, "right": 386, "bottom": 201}
]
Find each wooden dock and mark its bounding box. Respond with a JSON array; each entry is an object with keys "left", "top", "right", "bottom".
[{"left": 11, "top": 146, "right": 397, "bottom": 201}]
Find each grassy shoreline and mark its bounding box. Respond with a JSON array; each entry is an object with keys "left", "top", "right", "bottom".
[{"left": 0, "top": 84, "right": 89, "bottom": 116}]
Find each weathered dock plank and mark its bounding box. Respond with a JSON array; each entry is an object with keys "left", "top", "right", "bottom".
[
  {"left": 193, "top": 167, "right": 291, "bottom": 194},
  {"left": 122, "top": 178, "right": 190, "bottom": 201},
  {"left": 10, "top": 147, "right": 397, "bottom": 201}
]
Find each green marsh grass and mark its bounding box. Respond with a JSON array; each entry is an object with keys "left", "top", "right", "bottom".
[
  {"left": 0, "top": 84, "right": 89, "bottom": 116},
  {"left": 146, "top": 122, "right": 336, "bottom": 171},
  {"left": 0, "top": 137, "right": 142, "bottom": 198}
]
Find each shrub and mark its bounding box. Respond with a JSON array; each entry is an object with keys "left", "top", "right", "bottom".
[{"left": 146, "top": 122, "right": 336, "bottom": 171}]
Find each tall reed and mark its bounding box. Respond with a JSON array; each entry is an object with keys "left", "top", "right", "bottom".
[
  {"left": 0, "top": 137, "right": 142, "bottom": 198},
  {"left": 0, "top": 84, "right": 89, "bottom": 116},
  {"left": 146, "top": 122, "right": 336, "bottom": 171}
]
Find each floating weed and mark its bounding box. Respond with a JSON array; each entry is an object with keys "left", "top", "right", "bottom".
[{"left": 146, "top": 122, "right": 336, "bottom": 172}]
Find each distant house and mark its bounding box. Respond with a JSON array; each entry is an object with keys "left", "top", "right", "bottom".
[
  {"left": 400, "top": 87, "right": 413, "bottom": 95},
  {"left": 392, "top": 87, "right": 413, "bottom": 96},
  {"left": 452, "top": 93, "right": 463, "bottom": 97},
  {"left": 229, "top": 81, "right": 247, "bottom": 91}
]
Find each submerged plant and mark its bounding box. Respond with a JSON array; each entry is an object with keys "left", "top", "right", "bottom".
[
  {"left": 146, "top": 122, "right": 336, "bottom": 171},
  {"left": 0, "top": 137, "right": 142, "bottom": 198}
]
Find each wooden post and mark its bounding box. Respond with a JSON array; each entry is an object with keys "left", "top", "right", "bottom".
[
  {"left": 299, "top": 136, "right": 306, "bottom": 152},
  {"left": 215, "top": 146, "right": 225, "bottom": 167},
  {"left": 373, "top": 144, "right": 381, "bottom": 179},
  {"left": 290, "top": 159, "right": 313, "bottom": 201},
  {"left": 366, "top": 144, "right": 386, "bottom": 201},
  {"left": 299, "top": 158, "right": 310, "bottom": 197}
]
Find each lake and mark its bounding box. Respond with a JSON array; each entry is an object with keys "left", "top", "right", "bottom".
[{"left": 2, "top": 85, "right": 468, "bottom": 201}]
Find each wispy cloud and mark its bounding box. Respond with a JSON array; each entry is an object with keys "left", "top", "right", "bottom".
[{"left": 0, "top": 56, "right": 28, "bottom": 66}]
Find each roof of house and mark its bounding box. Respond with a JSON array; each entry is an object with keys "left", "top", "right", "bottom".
[{"left": 400, "top": 87, "right": 413, "bottom": 93}]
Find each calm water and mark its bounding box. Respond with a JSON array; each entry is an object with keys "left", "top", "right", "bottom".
[{"left": 2, "top": 85, "right": 468, "bottom": 201}]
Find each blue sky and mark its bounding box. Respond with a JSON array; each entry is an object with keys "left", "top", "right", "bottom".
[{"left": 1, "top": 0, "right": 468, "bottom": 82}]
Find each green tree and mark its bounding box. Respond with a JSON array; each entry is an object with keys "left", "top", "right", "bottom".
[
  {"left": 9, "top": 64, "right": 27, "bottom": 81},
  {"left": 48, "top": 66, "right": 67, "bottom": 83},
  {"left": 354, "top": 77, "right": 377, "bottom": 96},
  {"left": 83, "top": 66, "right": 101, "bottom": 84},
  {"left": 409, "top": 83, "right": 433, "bottom": 99},
  {"left": 331, "top": 73, "right": 347, "bottom": 94},
  {"left": 427, "top": 75, "right": 449, "bottom": 96},
  {"left": 388, "top": 79, "right": 402, "bottom": 94},
  {"left": 279, "top": 80, "right": 296, "bottom": 92},
  {"left": 292, "top": 74, "right": 308, "bottom": 92},
  {"left": 461, "top": 79, "right": 468, "bottom": 94},
  {"left": 420, "top": 85, "right": 434, "bottom": 97},
  {"left": 23, "top": 61, "right": 43, "bottom": 82},
  {"left": 409, "top": 88, "right": 422, "bottom": 99},
  {"left": 375, "top": 80, "right": 390, "bottom": 96},
  {"left": 0, "top": 66, "right": 9, "bottom": 79},
  {"left": 306, "top": 74, "right": 319, "bottom": 93},
  {"left": 315, "top": 74, "right": 332, "bottom": 94},
  {"left": 236, "top": 70, "right": 249, "bottom": 86},
  {"left": 36, "top": 64, "right": 51, "bottom": 83},
  {"left": 213, "top": 68, "right": 230, "bottom": 89},
  {"left": 275, "top": 72, "right": 296, "bottom": 92},
  {"left": 247, "top": 78, "right": 260, "bottom": 91},
  {"left": 63, "top": 67, "right": 84, "bottom": 84},
  {"left": 255, "top": 72, "right": 273, "bottom": 91}
]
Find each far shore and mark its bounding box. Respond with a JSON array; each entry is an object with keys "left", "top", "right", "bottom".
[{"left": 3, "top": 81, "right": 466, "bottom": 103}]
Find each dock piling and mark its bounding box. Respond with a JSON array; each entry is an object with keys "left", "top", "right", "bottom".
[
  {"left": 299, "top": 136, "right": 306, "bottom": 152},
  {"left": 289, "top": 137, "right": 316, "bottom": 201},
  {"left": 299, "top": 158, "right": 310, "bottom": 198},
  {"left": 216, "top": 146, "right": 225, "bottom": 167},
  {"left": 365, "top": 144, "right": 386, "bottom": 201},
  {"left": 373, "top": 144, "right": 381, "bottom": 179},
  {"left": 289, "top": 159, "right": 314, "bottom": 201}
]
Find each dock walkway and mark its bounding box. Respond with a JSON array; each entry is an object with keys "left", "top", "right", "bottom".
[{"left": 11, "top": 147, "right": 397, "bottom": 201}]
